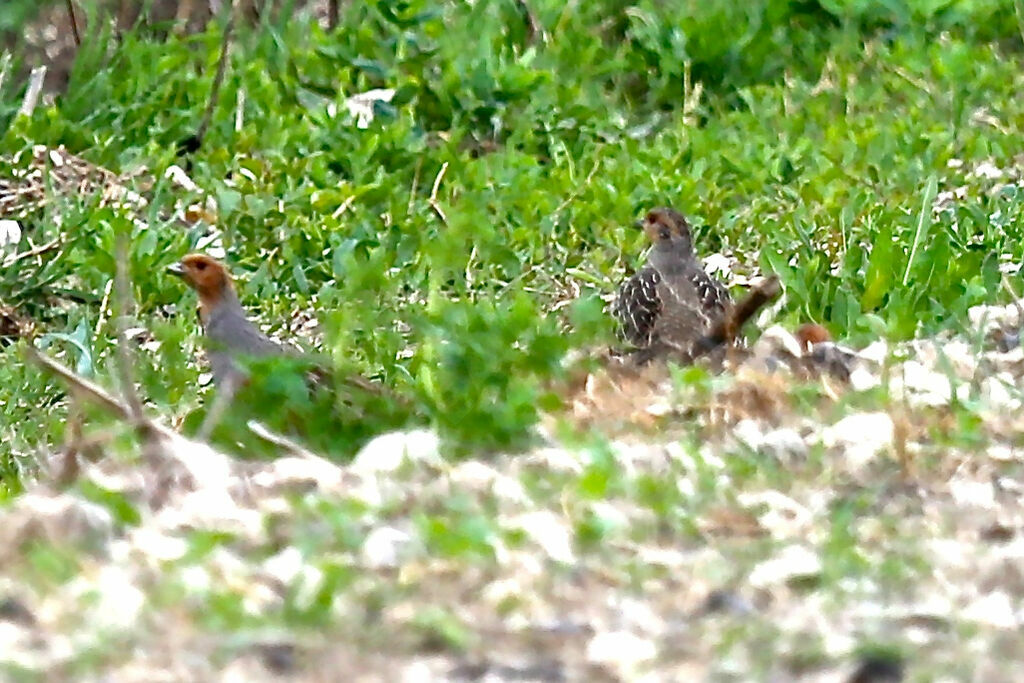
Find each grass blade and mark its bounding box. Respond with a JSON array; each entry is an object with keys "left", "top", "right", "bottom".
[{"left": 902, "top": 175, "right": 938, "bottom": 287}]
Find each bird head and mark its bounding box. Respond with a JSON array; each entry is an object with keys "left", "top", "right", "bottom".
[
  {"left": 168, "top": 253, "right": 235, "bottom": 315},
  {"left": 637, "top": 207, "right": 693, "bottom": 254}
]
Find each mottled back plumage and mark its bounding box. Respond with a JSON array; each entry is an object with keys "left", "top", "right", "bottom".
[{"left": 614, "top": 208, "right": 731, "bottom": 356}]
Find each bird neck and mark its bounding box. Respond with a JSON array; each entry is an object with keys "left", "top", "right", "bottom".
[
  {"left": 196, "top": 283, "right": 241, "bottom": 324},
  {"left": 648, "top": 241, "right": 694, "bottom": 275}
]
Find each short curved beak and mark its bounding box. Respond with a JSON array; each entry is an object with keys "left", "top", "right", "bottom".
[
  {"left": 633, "top": 219, "right": 646, "bottom": 230},
  {"left": 167, "top": 263, "right": 185, "bottom": 278}
]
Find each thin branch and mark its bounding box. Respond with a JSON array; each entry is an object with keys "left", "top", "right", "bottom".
[
  {"left": 247, "top": 420, "right": 317, "bottom": 459},
  {"left": 465, "top": 245, "right": 478, "bottom": 289},
  {"left": 65, "top": 0, "right": 81, "bottom": 47},
  {"left": 113, "top": 235, "right": 145, "bottom": 420},
  {"left": 328, "top": 0, "right": 340, "bottom": 31},
  {"left": 408, "top": 156, "right": 423, "bottom": 216},
  {"left": 1, "top": 238, "right": 60, "bottom": 269},
  {"left": 1001, "top": 273, "right": 1024, "bottom": 326},
  {"left": 330, "top": 194, "right": 357, "bottom": 220},
  {"left": 180, "top": 0, "right": 236, "bottom": 154},
  {"left": 24, "top": 345, "right": 184, "bottom": 447},
  {"left": 1013, "top": 0, "right": 1024, "bottom": 53},
  {"left": 197, "top": 0, "right": 235, "bottom": 143},
  {"left": 94, "top": 278, "right": 114, "bottom": 339},
  {"left": 234, "top": 87, "right": 246, "bottom": 132},
  {"left": 24, "top": 345, "right": 131, "bottom": 420},
  {"left": 55, "top": 400, "right": 84, "bottom": 487}
]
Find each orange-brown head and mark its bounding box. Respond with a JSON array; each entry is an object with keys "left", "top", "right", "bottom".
[
  {"left": 794, "top": 323, "right": 831, "bottom": 353},
  {"left": 168, "top": 253, "right": 236, "bottom": 320},
  {"left": 637, "top": 207, "right": 693, "bottom": 254}
]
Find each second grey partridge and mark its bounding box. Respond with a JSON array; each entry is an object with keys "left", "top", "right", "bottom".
[{"left": 613, "top": 207, "right": 732, "bottom": 359}]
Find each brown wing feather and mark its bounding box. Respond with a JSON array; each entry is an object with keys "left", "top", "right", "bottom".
[
  {"left": 614, "top": 266, "right": 663, "bottom": 347},
  {"left": 688, "top": 266, "right": 731, "bottom": 319}
]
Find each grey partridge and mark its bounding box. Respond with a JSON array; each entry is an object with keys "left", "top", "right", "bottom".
[
  {"left": 168, "top": 253, "right": 286, "bottom": 391},
  {"left": 614, "top": 207, "right": 732, "bottom": 359}
]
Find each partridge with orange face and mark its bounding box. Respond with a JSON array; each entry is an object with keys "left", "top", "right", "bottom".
[
  {"left": 169, "top": 252, "right": 395, "bottom": 401},
  {"left": 614, "top": 207, "right": 732, "bottom": 359},
  {"left": 168, "top": 254, "right": 294, "bottom": 390},
  {"left": 168, "top": 253, "right": 414, "bottom": 455}
]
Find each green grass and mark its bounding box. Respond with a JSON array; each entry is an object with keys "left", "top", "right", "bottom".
[{"left": 2, "top": 0, "right": 1024, "bottom": 485}]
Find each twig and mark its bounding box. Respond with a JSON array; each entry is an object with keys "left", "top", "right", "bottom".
[
  {"left": 115, "top": 0, "right": 133, "bottom": 37},
  {"left": 889, "top": 65, "right": 934, "bottom": 97},
  {"left": 180, "top": 0, "right": 236, "bottom": 154},
  {"left": 465, "top": 245, "right": 478, "bottom": 289},
  {"left": 1001, "top": 273, "right": 1024, "bottom": 325},
  {"left": 25, "top": 345, "right": 132, "bottom": 419},
  {"left": 428, "top": 162, "right": 449, "bottom": 224},
  {"left": 330, "top": 194, "right": 357, "bottom": 220},
  {"left": 1014, "top": 0, "right": 1024, "bottom": 53},
  {"left": 328, "top": 0, "right": 340, "bottom": 31},
  {"left": 94, "top": 278, "right": 114, "bottom": 338},
  {"left": 65, "top": 0, "right": 82, "bottom": 46},
  {"left": 198, "top": 0, "right": 235, "bottom": 143},
  {"left": 902, "top": 176, "right": 938, "bottom": 287},
  {"left": 24, "top": 345, "right": 188, "bottom": 446},
  {"left": 18, "top": 66, "right": 47, "bottom": 118},
  {"left": 247, "top": 419, "right": 317, "bottom": 459},
  {"left": 175, "top": 0, "right": 197, "bottom": 30},
  {"left": 1, "top": 238, "right": 60, "bottom": 269},
  {"left": 113, "top": 235, "right": 145, "bottom": 420},
  {"left": 56, "top": 400, "right": 84, "bottom": 487},
  {"left": 26, "top": 341, "right": 232, "bottom": 512}
]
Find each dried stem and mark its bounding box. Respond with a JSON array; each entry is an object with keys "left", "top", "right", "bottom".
[
  {"left": 24, "top": 345, "right": 183, "bottom": 446},
  {"left": 328, "top": 0, "right": 340, "bottom": 31},
  {"left": 428, "top": 162, "right": 449, "bottom": 225},
  {"left": 65, "top": 0, "right": 81, "bottom": 46},
  {"left": 181, "top": 0, "right": 236, "bottom": 153},
  {"left": 112, "top": 235, "right": 145, "bottom": 420},
  {"left": 18, "top": 66, "right": 47, "bottom": 118},
  {"left": 25, "top": 345, "right": 132, "bottom": 420},
  {"left": 247, "top": 420, "right": 317, "bottom": 459},
  {"left": 1, "top": 238, "right": 60, "bottom": 269}
]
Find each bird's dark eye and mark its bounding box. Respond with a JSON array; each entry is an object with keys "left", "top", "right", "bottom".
[
  {"left": 195, "top": 262, "right": 206, "bottom": 271},
  {"left": 659, "top": 228, "right": 671, "bottom": 240}
]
